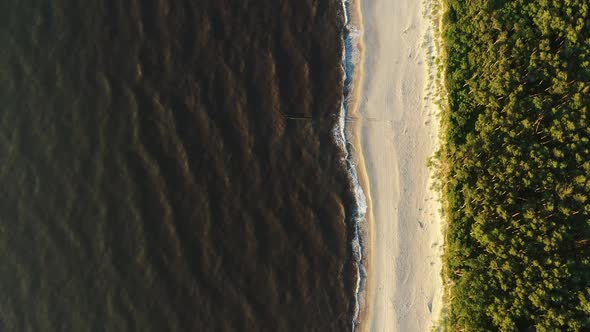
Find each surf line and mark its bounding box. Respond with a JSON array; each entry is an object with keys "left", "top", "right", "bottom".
[{"left": 334, "top": 0, "right": 367, "bottom": 330}]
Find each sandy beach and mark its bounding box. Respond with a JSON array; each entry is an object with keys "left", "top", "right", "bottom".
[{"left": 354, "top": 0, "right": 444, "bottom": 330}]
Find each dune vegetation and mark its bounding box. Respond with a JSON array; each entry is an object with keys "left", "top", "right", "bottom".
[{"left": 440, "top": 0, "right": 590, "bottom": 330}]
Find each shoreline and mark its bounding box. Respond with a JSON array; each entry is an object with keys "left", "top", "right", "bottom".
[
  {"left": 344, "top": 1, "right": 374, "bottom": 330},
  {"left": 337, "top": 0, "right": 371, "bottom": 330},
  {"left": 346, "top": 0, "right": 373, "bottom": 328}
]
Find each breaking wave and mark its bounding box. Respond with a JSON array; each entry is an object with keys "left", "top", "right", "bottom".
[{"left": 335, "top": 0, "right": 367, "bottom": 330}]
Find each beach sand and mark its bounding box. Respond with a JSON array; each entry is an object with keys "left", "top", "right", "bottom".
[{"left": 354, "top": 0, "right": 444, "bottom": 330}]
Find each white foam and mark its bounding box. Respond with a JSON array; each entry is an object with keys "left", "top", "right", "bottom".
[{"left": 334, "top": 1, "right": 367, "bottom": 330}]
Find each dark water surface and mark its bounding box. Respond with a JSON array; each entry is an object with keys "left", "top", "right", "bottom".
[{"left": 1, "top": 0, "right": 357, "bottom": 330}]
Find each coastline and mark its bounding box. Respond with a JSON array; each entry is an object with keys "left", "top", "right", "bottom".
[
  {"left": 353, "top": 0, "right": 445, "bottom": 330},
  {"left": 345, "top": 0, "right": 373, "bottom": 329},
  {"left": 337, "top": 0, "right": 371, "bottom": 330}
]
